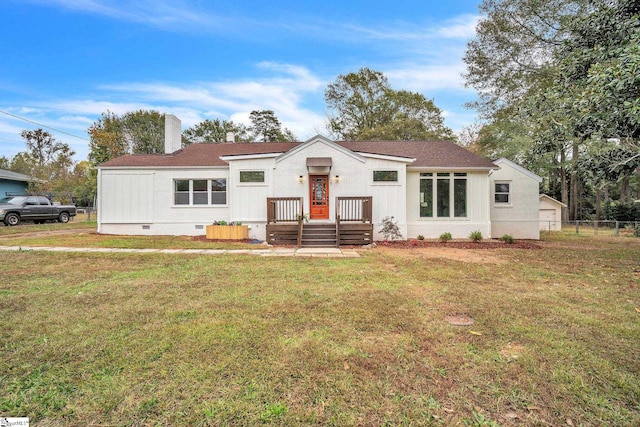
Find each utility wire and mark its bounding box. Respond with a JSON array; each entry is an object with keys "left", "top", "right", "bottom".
[{"left": 0, "top": 110, "right": 90, "bottom": 141}]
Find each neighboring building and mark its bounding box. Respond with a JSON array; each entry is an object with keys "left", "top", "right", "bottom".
[
  {"left": 539, "top": 194, "right": 566, "bottom": 231},
  {"left": 490, "top": 158, "right": 542, "bottom": 240},
  {"left": 97, "top": 115, "right": 542, "bottom": 243},
  {"left": 0, "top": 169, "right": 31, "bottom": 199}
]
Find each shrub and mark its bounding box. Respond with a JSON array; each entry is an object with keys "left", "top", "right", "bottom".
[
  {"left": 439, "top": 232, "right": 452, "bottom": 243},
  {"left": 417, "top": 234, "right": 425, "bottom": 240},
  {"left": 378, "top": 216, "right": 403, "bottom": 241},
  {"left": 213, "top": 220, "right": 227, "bottom": 225},
  {"left": 469, "top": 230, "right": 483, "bottom": 242},
  {"left": 499, "top": 234, "right": 514, "bottom": 244}
]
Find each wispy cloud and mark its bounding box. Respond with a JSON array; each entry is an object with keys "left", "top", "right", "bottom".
[
  {"left": 386, "top": 62, "right": 474, "bottom": 93},
  {"left": 341, "top": 14, "right": 479, "bottom": 42},
  {"left": 0, "top": 62, "right": 327, "bottom": 158},
  {"left": 22, "top": 0, "right": 231, "bottom": 32},
  {"left": 96, "top": 62, "right": 326, "bottom": 132}
]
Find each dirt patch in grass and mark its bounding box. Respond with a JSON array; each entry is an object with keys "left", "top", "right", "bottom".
[
  {"left": 376, "top": 239, "right": 541, "bottom": 250},
  {"left": 372, "top": 240, "right": 540, "bottom": 263}
]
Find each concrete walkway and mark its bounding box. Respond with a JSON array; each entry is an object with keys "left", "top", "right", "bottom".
[{"left": 0, "top": 245, "right": 361, "bottom": 258}]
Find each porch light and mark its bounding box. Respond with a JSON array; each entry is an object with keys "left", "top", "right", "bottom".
[
  {"left": 298, "top": 175, "right": 305, "bottom": 183},
  {"left": 333, "top": 175, "right": 341, "bottom": 183}
]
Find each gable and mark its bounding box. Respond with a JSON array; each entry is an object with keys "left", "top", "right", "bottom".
[
  {"left": 539, "top": 194, "right": 567, "bottom": 208},
  {"left": 493, "top": 158, "right": 542, "bottom": 183},
  {"left": 276, "top": 135, "right": 365, "bottom": 164}
]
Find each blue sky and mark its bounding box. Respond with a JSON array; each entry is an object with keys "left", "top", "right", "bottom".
[{"left": 0, "top": 0, "right": 481, "bottom": 161}]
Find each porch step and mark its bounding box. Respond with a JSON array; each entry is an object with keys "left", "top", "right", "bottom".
[{"left": 301, "top": 223, "right": 337, "bottom": 248}]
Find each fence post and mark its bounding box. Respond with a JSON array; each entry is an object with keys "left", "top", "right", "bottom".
[
  {"left": 575, "top": 220, "right": 579, "bottom": 234},
  {"left": 594, "top": 220, "right": 598, "bottom": 235},
  {"left": 615, "top": 220, "right": 619, "bottom": 236}
]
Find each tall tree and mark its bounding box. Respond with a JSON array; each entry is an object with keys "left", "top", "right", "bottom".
[
  {"left": 464, "top": 0, "right": 640, "bottom": 220},
  {"left": 122, "top": 110, "right": 165, "bottom": 154},
  {"left": 0, "top": 156, "right": 10, "bottom": 170},
  {"left": 463, "top": 0, "right": 588, "bottom": 118},
  {"left": 183, "top": 119, "right": 249, "bottom": 144},
  {"left": 88, "top": 111, "right": 128, "bottom": 165},
  {"left": 88, "top": 110, "right": 165, "bottom": 165},
  {"left": 16, "top": 129, "right": 75, "bottom": 197},
  {"left": 248, "top": 110, "right": 296, "bottom": 142},
  {"left": 324, "top": 68, "right": 454, "bottom": 141}
]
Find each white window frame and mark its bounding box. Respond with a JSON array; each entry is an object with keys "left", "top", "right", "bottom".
[
  {"left": 419, "top": 172, "right": 468, "bottom": 219},
  {"left": 494, "top": 181, "right": 511, "bottom": 205},
  {"left": 173, "top": 179, "right": 227, "bottom": 206}
]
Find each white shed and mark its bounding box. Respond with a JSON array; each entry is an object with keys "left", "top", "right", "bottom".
[{"left": 539, "top": 194, "right": 566, "bottom": 231}]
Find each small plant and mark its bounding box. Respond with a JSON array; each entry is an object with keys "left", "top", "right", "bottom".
[
  {"left": 379, "top": 216, "right": 403, "bottom": 241},
  {"left": 469, "top": 230, "right": 483, "bottom": 242},
  {"left": 463, "top": 408, "right": 500, "bottom": 426},
  {"left": 417, "top": 234, "right": 425, "bottom": 240},
  {"left": 439, "top": 232, "right": 452, "bottom": 243},
  {"left": 499, "top": 234, "right": 514, "bottom": 244},
  {"left": 260, "top": 403, "right": 287, "bottom": 422},
  {"left": 212, "top": 220, "right": 243, "bottom": 226},
  {"left": 296, "top": 213, "right": 310, "bottom": 223}
]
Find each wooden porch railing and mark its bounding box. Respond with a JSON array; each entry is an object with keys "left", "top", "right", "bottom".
[
  {"left": 267, "top": 197, "right": 303, "bottom": 246},
  {"left": 266, "top": 196, "right": 373, "bottom": 247},
  {"left": 335, "top": 196, "right": 372, "bottom": 223},
  {"left": 336, "top": 197, "right": 373, "bottom": 246}
]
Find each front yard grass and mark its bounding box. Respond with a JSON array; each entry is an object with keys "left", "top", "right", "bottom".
[
  {"left": 0, "top": 234, "right": 639, "bottom": 426},
  {"left": 0, "top": 229, "right": 258, "bottom": 250}
]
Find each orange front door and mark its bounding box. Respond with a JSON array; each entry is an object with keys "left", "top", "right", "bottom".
[{"left": 309, "top": 175, "right": 329, "bottom": 219}]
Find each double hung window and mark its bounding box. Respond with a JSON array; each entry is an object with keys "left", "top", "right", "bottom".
[{"left": 494, "top": 182, "right": 511, "bottom": 204}]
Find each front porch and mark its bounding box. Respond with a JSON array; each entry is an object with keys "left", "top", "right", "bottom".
[{"left": 266, "top": 196, "right": 373, "bottom": 247}]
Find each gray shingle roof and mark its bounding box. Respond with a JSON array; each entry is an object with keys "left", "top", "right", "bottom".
[{"left": 0, "top": 169, "right": 34, "bottom": 182}]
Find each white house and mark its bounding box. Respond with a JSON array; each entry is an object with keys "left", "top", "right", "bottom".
[
  {"left": 97, "top": 115, "right": 542, "bottom": 244},
  {"left": 539, "top": 194, "right": 566, "bottom": 231}
]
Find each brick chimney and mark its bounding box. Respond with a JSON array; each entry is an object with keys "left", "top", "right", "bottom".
[{"left": 164, "top": 114, "right": 182, "bottom": 154}]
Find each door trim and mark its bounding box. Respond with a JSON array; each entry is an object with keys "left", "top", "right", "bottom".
[{"left": 309, "top": 175, "right": 329, "bottom": 219}]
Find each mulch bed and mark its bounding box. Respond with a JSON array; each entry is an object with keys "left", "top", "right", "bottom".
[
  {"left": 191, "top": 236, "right": 257, "bottom": 243},
  {"left": 376, "top": 239, "right": 541, "bottom": 250},
  {"left": 190, "top": 235, "right": 541, "bottom": 250}
]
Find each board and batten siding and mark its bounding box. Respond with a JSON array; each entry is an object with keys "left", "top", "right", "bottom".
[
  {"left": 405, "top": 170, "right": 491, "bottom": 239},
  {"left": 98, "top": 168, "right": 231, "bottom": 236},
  {"left": 273, "top": 139, "right": 369, "bottom": 218},
  {"left": 364, "top": 157, "right": 408, "bottom": 239},
  {"left": 98, "top": 171, "right": 153, "bottom": 224}
]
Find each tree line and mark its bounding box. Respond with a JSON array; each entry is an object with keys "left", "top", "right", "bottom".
[{"left": 463, "top": 0, "right": 640, "bottom": 221}]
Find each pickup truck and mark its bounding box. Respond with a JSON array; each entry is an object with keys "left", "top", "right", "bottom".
[{"left": 0, "top": 195, "right": 77, "bottom": 226}]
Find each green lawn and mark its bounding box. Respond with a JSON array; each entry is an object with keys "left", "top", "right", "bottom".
[{"left": 1, "top": 233, "right": 639, "bottom": 426}]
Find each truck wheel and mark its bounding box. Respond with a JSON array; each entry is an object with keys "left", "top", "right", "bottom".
[
  {"left": 4, "top": 213, "right": 20, "bottom": 226},
  {"left": 58, "top": 212, "right": 70, "bottom": 223}
]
